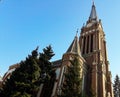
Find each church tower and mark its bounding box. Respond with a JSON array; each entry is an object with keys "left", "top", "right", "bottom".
[
  {"left": 79, "top": 2, "right": 114, "bottom": 97},
  {"left": 54, "top": 34, "right": 86, "bottom": 97},
  {"left": 37, "top": 2, "right": 114, "bottom": 97}
]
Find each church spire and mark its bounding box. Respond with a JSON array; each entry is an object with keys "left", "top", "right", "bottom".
[
  {"left": 89, "top": 1, "right": 98, "bottom": 21},
  {"left": 66, "top": 30, "right": 81, "bottom": 56}
]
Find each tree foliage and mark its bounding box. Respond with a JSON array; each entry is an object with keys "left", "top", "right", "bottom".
[
  {"left": 60, "top": 57, "right": 82, "bottom": 97},
  {"left": 39, "top": 45, "right": 55, "bottom": 83},
  {"left": 39, "top": 45, "right": 56, "bottom": 97},
  {"left": 113, "top": 75, "right": 120, "bottom": 97},
  {"left": 0, "top": 45, "right": 55, "bottom": 97}
]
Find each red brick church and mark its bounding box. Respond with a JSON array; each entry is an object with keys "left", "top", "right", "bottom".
[
  {"left": 46, "top": 2, "right": 114, "bottom": 97},
  {"left": 2, "top": 2, "right": 114, "bottom": 97}
]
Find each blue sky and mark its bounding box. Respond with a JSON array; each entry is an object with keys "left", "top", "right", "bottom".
[{"left": 0, "top": 0, "right": 120, "bottom": 81}]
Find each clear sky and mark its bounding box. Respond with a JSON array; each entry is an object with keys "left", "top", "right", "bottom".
[{"left": 0, "top": 0, "right": 120, "bottom": 81}]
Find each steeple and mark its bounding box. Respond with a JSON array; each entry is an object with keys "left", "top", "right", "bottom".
[
  {"left": 89, "top": 1, "right": 98, "bottom": 21},
  {"left": 66, "top": 31, "right": 81, "bottom": 56}
]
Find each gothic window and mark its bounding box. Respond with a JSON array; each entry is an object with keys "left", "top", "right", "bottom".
[
  {"left": 90, "top": 34, "right": 93, "bottom": 52},
  {"left": 83, "top": 36, "right": 86, "bottom": 54},
  {"left": 86, "top": 35, "right": 89, "bottom": 53}
]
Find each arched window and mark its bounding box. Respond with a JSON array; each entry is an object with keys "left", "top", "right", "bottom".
[{"left": 90, "top": 34, "right": 93, "bottom": 52}]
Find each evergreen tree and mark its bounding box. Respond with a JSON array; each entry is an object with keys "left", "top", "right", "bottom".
[
  {"left": 113, "top": 75, "right": 120, "bottom": 97},
  {"left": 39, "top": 45, "right": 55, "bottom": 82},
  {"left": 0, "top": 47, "right": 41, "bottom": 97},
  {"left": 0, "top": 45, "right": 56, "bottom": 97},
  {"left": 40, "top": 70, "right": 56, "bottom": 97},
  {"left": 60, "top": 57, "right": 82, "bottom": 97},
  {"left": 39, "top": 45, "right": 55, "bottom": 97}
]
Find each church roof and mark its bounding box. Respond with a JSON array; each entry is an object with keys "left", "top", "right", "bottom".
[
  {"left": 89, "top": 2, "right": 98, "bottom": 21},
  {"left": 66, "top": 35, "right": 81, "bottom": 56},
  {"left": 52, "top": 59, "right": 62, "bottom": 68}
]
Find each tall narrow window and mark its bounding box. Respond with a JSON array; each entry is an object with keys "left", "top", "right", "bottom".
[
  {"left": 83, "top": 37, "right": 86, "bottom": 54},
  {"left": 86, "top": 35, "right": 89, "bottom": 53},
  {"left": 90, "top": 34, "right": 93, "bottom": 52}
]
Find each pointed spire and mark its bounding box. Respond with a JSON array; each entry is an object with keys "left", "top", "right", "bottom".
[
  {"left": 89, "top": 1, "right": 98, "bottom": 21},
  {"left": 66, "top": 30, "right": 81, "bottom": 56}
]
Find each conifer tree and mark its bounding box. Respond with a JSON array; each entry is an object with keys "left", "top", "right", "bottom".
[
  {"left": 113, "top": 75, "right": 120, "bottom": 97},
  {"left": 0, "top": 46, "right": 56, "bottom": 97},
  {"left": 60, "top": 57, "right": 82, "bottom": 97},
  {"left": 0, "top": 47, "right": 41, "bottom": 97},
  {"left": 39, "top": 45, "right": 55, "bottom": 97}
]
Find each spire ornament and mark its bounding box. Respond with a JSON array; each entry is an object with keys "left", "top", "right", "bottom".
[
  {"left": 92, "top": 0, "right": 94, "bottom": 5},
  {"left": 76, "top": 28, "right": 79, "bottom": 37}
]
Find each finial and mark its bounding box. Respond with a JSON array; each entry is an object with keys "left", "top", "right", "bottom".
[
  {"left": 92, "top": 0, "right": 95, "bottom": 5},
  {"left": 76, "top": 28, "right": 79, "bottom": 37}
]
